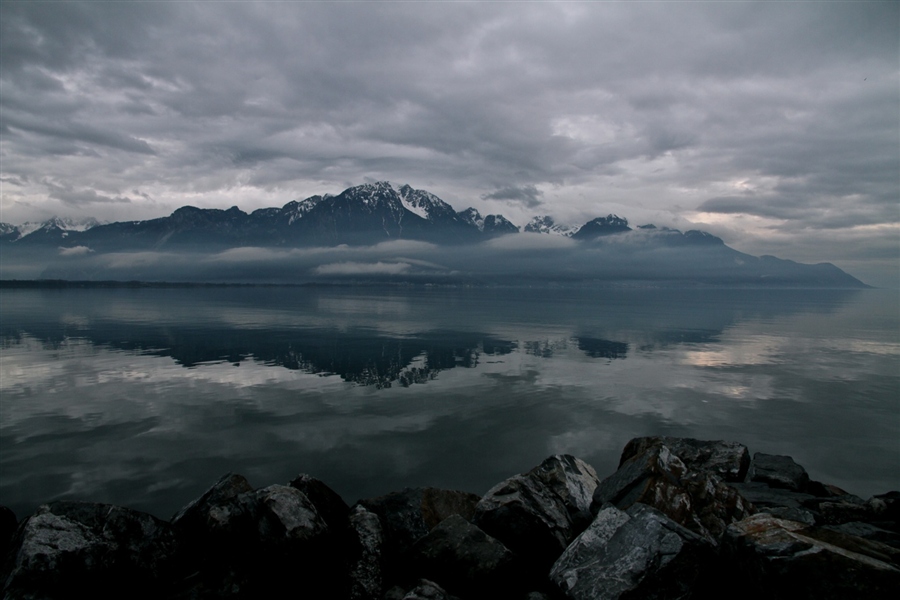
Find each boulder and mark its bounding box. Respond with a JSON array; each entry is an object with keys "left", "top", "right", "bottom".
[
  {"left": 407, "top": 514, "right": 517, "bottom": 598},
  {"left": 529, "top": 455, "right": 601, "bottom": 531},
  {"left": 748, "top": 453, "right": 810, "bottom": 492},
  {"left": 170, "top": 479, "right": 335, "bottom": 597},
  {"left": 620, "top": 437, "right": 751, "bottom": 482},
  {"left": 2, "top": 502, "right": 182, "bottom": 600},
  {"left": 346, "top": 505, "right": 385, "bottom": 600},
  {"left": 473, "top": 454, "right": 600, "bottom": 570},
  {"left": 357, "top": 487, "right": 480, "bottom": 560},
  {"left": 289, "top": 473, "right": 350, "bottom": 531},
  {"left": 591, "top": 442, "right": 750, "bottom": 541},
  {"left": 550, "top": 503, "right": 715, "bottom": 600},
  {"left": 170, "top": 472, "right": 254, "bottom": 537},
  {"left": 473, "top": 473, "right": 572, "bottom": 570},
  {"left": 398, "top": 578, "right": 461, "bottom": 600},
  {"left": 721, "top": 513, "right": 900, "bottom": 599}
]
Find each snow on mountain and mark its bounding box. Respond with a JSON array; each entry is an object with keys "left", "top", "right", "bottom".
[
  {"left": 524, "top": 216, "right": 580, "bottom": 236},
  {"left": 394, "top": 183, "right": 459, "bottom": 223},
  {"left": 458, "top": 207, "right": 485, "bottom": 231},
  {"left": 16, "top": 217, "right": 103, "bottom": 237},
  {"left": 282, "top": 195, "right": 325, "bottom": 225}
]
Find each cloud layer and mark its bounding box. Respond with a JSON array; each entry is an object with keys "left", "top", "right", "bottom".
[{"left": 1, "top": 2, "right": 897, "bottom": 284}]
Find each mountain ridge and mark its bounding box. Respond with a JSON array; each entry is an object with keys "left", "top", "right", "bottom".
[{"left": 0, "top": 182, "right": 868, "bottom": 288}]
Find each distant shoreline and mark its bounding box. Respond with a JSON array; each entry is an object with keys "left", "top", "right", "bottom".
[{"left": 0, "top": 279, "right": 876, "bottom": 290}]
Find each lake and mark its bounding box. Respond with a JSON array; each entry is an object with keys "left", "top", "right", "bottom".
[{"left": 1, "top": 285, "right": 897, "bottom": 520}]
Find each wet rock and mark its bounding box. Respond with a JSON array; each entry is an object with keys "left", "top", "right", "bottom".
[
  {"left": 469, "top": 454, "right": 601, "bottom": 572},
  {"left": 529, "top": 455, "right": 601, "bottom": 532},
  {"left": 730, "top": 482, "right": 816, "bottom": 512},
  {"left": 170, "top": 480, "right": 334, "bottom": 597},
  {"left": 869, "top": 491, "right": 900, "bottom": 523},
  {"left": 2, "top": 502, "right": 182, "bottom": 600},
  {"left": 346, "top": 505, "right": 385, "bottom": 600},
  {"left": 407, "top": 514, "right": 517, "bottom": 598},
  {"left": 170, "top": 472, "right": 254, "bottom": 537},
  {"left": 748, "top": 453, "right": 810, "bottom": 492},
  {"left": 358, "top": 487, "right": 480, "bottom": 560},
  {"left": 473, "top": 472, "right": 572, "bottom": 570},
  {"left": 620, "top": 436, "right": 751, "bottom": 482},
  {"left": 289, "top": 473, "right": 350, "bottom": 531},
  {"left": 550, "top": 503, "right": 715, "bottom": 600},
  {"left": 591, "top": 442, "right": 749, "bottom": 541},
  {"left": 722, "top": 513, "right": 900, "bottom": 599},
  {"left": 822, "top": 521, "right": 900, "bottom": 550},
  {"left": 399, "top": 578, "right": 461, "bottom": 600}
]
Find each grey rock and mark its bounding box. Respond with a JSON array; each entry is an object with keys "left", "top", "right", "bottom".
[
  {"left": 823, "top": 521, "right": 900, "bottom": 550},
  {"left": 408, "top": 514, "right": 517, "bottom": 597},
  {"left": 288, "top": 473, "right": 350, "bottom": 530},
  {"left": 721, "top": 513, "right": 900, "bottom": 599},
  {"left": 620, "top": 436, "right": 751, "bottom": 482},
  {"left": 358, "top": 487, "right": 480, "bottom": 560},
  {"left": 346, "top": 505, "right": 385, "bottom": 600},
  {"left": 473, "top": 473, "right": 572, "bottom": 569},
  {"left": 2, "top": 502, "right": 181, "bottom": 600},
  {"left": 550, "top": 503, "right": 714, "bottom": 600},
  {"left": 749, "top": 453, "right": 810, "bottom": 492},
  {"left": 730, "top": 482, "right": 816, "bottom": 511},
  {"left": 401, "top": 578, "right": 461, "bottom": 600},
  {"left": 170, "top": 481, "right": 334, "bottom": 597},
  {"left": 529, "top": 455, "right": 601, "bottom": 533},
  {"left": 171, "top": 472, "right": 254, "bottom": 535},
  {"left": 592, "top": 443, "right": 750, "bottom": 541}
]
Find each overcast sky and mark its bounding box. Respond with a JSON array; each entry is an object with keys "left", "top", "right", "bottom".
[{"left": 1, "top": 1, "right": 897, "bottom": 285}]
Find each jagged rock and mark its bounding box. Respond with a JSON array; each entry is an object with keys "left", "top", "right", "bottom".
[
  {"left": 407, "top": 514, "right": 517, "bottom": 598},
  {"left": 357, "top": 487, "right": 480, "bottom": 559},
  {"left": 2, "top": 502, "right": 182, "bottom": 600},
  {"left": 869, "top": 491, "right": 900, "bottom": 523},
  {"left": 398, "top": 578, "right": 461, "bottom": 600},
  {"left": 591, "top": 442, "right": 749, "bottom": 541},
  {"left": 346, "top": 505, "right": 385, "bottom": 600},
  {"left": 473, "top": 454, "right": 601, "bottom": 570},
  {"left": 529, "top": 455, "right": 601, "bottom": 532},
  {"left": 730, "top": 482, "right": 816, "bottom": 511},
  {"left": 822, "top": 521, "right": 900, "bottom": 550},
  {"left": 170, "top": 472, "right": 254, "bottom": 536},
  {"left": 289, "top": 473, "right": 350, "bottom": 531},
  {"left": 722, "top": 513, "right": 900, "bottom": 599},
  {"left": 619, "top": 437, "right": 751, "bottom": 482},
  {"left": 808, "top": 494, "right": 873, "bottom": 525},
  {"left": 473, "top": 473, "right": 572, "bottom": 570},
  {"left": 749, "top": 453, "right": 811, "bottom": 492},
  {"left": 550, "top": 503, "right": 715, "bottom": 600},
  {"left": 169, "top": 480, "right": 335, "bottom": 597}
]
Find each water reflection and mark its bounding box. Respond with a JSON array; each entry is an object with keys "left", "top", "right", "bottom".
[
  {"left": 0, "top": 287, "right": 860, "bottom": 387},
  {"left": 1, "top": 286, "right": 897, "bottom": 521}
]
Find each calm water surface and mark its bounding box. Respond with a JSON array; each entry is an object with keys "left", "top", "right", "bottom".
[{"left": 1, "top": 286, "right": 898, "bottom": 519}]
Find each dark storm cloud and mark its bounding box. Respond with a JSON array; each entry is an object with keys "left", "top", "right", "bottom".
[
  {"left": 481, "top": 185, "right": 544, "bottom": 208},
  {"left": 0, "top": 1, "right": 897, "bottom": 283}
]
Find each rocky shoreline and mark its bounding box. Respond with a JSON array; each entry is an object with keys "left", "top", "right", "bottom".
[{"left": 2, "top": 436, "right": 898, "bottom": 599}]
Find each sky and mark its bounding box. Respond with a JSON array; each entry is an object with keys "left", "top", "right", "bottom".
[{"left": 1, "top": 1, "right": 898, "bottom": 286}]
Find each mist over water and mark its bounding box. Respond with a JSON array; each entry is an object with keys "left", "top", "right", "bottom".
[{"left": 1, "top": 286, "right": 897, "bottom": 520}]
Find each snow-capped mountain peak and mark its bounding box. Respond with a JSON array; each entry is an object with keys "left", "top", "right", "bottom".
[
  {"left": 17, "top": 216, "right": 103, "bottom": 237},
  {"left": 458, "top": 207, "right": 485, "bottom": 231},
  {"left": 394, "top": 183, "right": 456, "bottom": 222},
  {"left": 524, "top": 215, "right": 579, "bottom": 236}
]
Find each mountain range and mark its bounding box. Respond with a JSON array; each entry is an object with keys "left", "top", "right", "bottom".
[{"left": 0, "top": 181, "right": 867, "bottom": 287}]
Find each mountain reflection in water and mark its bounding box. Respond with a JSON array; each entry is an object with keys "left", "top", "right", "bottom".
[{"left": 1, "top": 286, "right": 897, "bottom": 520}]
